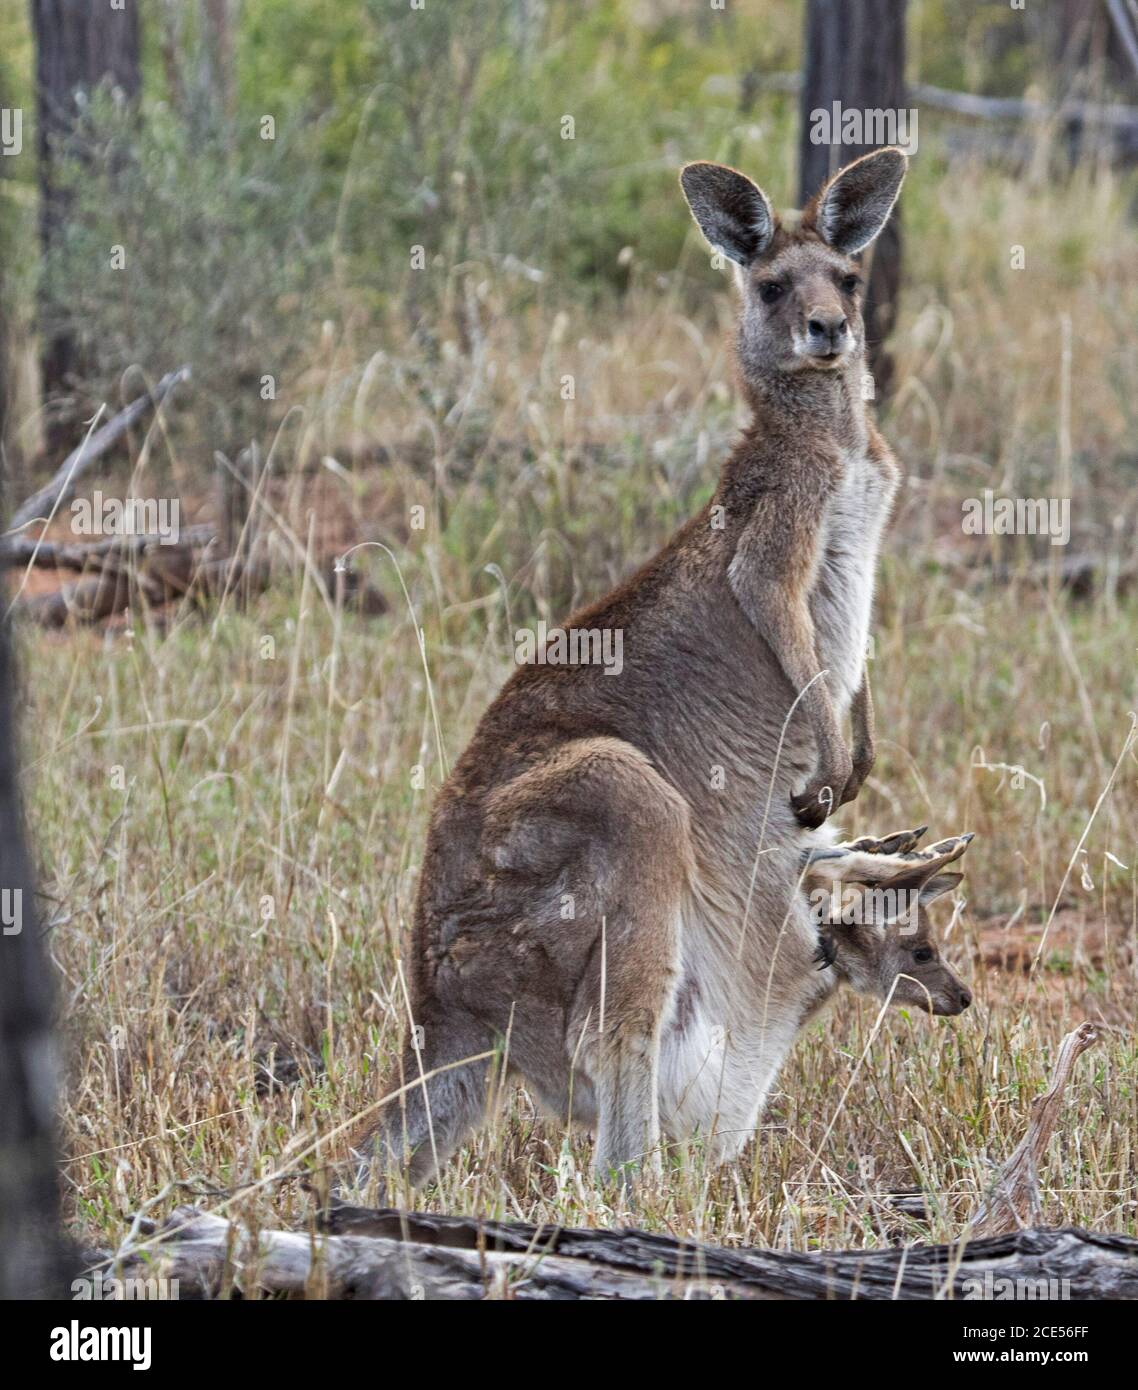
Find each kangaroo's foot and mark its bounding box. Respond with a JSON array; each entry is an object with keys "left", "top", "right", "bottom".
[
  {"left": 802, "top": 828, "right": 974, "bottom": 884},
  {"left": 914, "top": 832, "right": 974, "bottom": 862},
  {"left": 841, "top": 825, "right": 929, "bottom": 856}
]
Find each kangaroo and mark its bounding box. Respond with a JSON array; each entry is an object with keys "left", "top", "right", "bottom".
[
  {"left": 350, "top": 148, "right": 911, "bottom": 1189},
  {"left": 353, "top": 825, "right": 973, "bottom": 1191},
  {"left": 804, "top": 827, "right": 975, "bottom": 1018}
]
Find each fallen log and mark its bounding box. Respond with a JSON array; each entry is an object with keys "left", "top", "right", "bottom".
[
  {"left": 10, "top": 530, "right": 220, "bottom": 628},
  {"left": 0, "top": 363, "right": 389, "bottom": 628},
  {"left": 15, "top": 543, "right": 386, "bottom": 628},
  {"left": 7, "top": 366, "right": 191, "bottom": 536},
  {"left": 18, "top": 568, "right": 165, "bottom": 628},
  {"left": 924, "top": 548, "right": 1137, "bottom": 601},
  {"left": 1, "top": 525, "right": 217, "bottom": 573},
  {"left": 116, "top": 1204, "right": 1138, "bottom": 1300}
]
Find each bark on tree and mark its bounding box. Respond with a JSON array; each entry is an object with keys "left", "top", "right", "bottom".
[
  {"left": 0, "top": 259, "right": 8, "bottom": 478},
  {"left": 0, "top": 601, "right": 67, "bottom": 1297},
  {"left": 0, "top": 47, "right": 67, "bottom": 1295},
  {"left": 31, "top": 0, "right": 142, "bottom": 443},
  {"left": 200, "top": 0, "right": 237, "bottom": 120},
  {"left": 798, "top": 0, "right": 907, "bottom": 399}
]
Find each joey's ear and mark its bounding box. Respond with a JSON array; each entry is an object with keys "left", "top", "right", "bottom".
[
  {"left": 810, "top": 146, "right": 907, "bottom": 255},
  {"left": 917, "top": 871, "right": 963, "bottom": 907},
  {"left": 680, "top": 162, "right": 775, "bottom": 266}
]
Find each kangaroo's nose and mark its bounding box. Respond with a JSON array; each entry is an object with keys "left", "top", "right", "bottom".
[
  {"left": 806, "top": 314, "right": 848, "bottom": 351},
  {"left": 958, "top": 988, "right": 973, "bottom": 1010}
]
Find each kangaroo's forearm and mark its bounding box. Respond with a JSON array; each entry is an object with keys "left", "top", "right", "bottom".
[
  {"left": 728, "top": 567, "right": 845, "bottom": 762},
  {"left": 726, "top": 493, "right": 841, "bottom": 739},
  {"left": 725, "top": 489, "right": 853, "bottom": 824}
]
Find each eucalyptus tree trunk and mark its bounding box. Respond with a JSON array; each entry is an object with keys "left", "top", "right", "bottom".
[
  {"left": 0, "top": 610, "right": 66, "bottom": 1298},
  {"left": 0, "top": 43, "right": 65, "bottom": 1272},
  {"left": 799, "top": 0, "right": 907, "bottom": 399},
  {"left": 30, "top": 0, "right": 142, "bottom": 444}
]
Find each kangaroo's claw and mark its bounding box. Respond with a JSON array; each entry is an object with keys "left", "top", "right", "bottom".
[
  {"left": 792, "top": 789, "right": 831, "bottom": 828},
  {"left": 843, "top": 825, "right": 929, "bottom": 856},
  {"left": 814, "top": 930, "right": 837, "bottom": 970}
]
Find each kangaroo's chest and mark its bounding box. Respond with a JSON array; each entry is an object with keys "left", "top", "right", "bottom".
[{"left": 810, "top": 448, "right": 895, "bottom": 710}]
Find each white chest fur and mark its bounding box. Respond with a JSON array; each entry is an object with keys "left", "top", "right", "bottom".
[
  {"left": 659, "top": 853, "right": 832, "bottom": 1159},
  {"left": 810, "top": 447, "right": 895, "bottom": 712}
]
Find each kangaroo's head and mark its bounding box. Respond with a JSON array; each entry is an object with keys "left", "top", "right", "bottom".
[
  {"left": 680, "top": 148, "right": 906, "bottom": 391},
  {"left": 822, "top": 855, "right": 973, "bottom": 1017}
]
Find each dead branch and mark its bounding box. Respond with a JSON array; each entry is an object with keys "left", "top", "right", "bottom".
[
  {"left": 711, "top": 71, "right": 1138, "bottom": 154},
  {"left": 14, "top": 541, "right": 386, "bottom": 628},
  {"left": 115, "top": 1202, "right": 1138, "bottom": 1300},
  {"left": 938, "top": 551, "right": 1138, "bottom": 601},
  {"left": 6, "top": 365, "right": 191, "bottom": 536},
  {"left": 18, "top": 568, "right": 166, "bottom": 628},
  {"left": 1, "top": 525, "right": 216, "bottom": 574},
  {"left": 971, "top": 1022, "right": 1101, "bottom": 1238},
  {"left": 907, "top": 81, "right": 1138, "bottom": 134}
]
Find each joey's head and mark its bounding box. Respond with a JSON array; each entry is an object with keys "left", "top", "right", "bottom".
[
  {"left": 825, "top": 854, "right": 973, "bottom": 1018},
  {"left": 680, "top": 148, "right": 907, "bottom": 391}
]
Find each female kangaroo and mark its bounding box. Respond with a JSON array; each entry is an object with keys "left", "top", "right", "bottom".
[{"left": 351, "top": 147, "right": 917, "bottom": 1187}]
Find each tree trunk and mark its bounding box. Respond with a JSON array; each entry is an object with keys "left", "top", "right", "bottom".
[
  {"left": 0, "top": 78, "right": 10, "bottom": 472},
  {"left": 0, "top": 604, "right": 67, "bottom": 1297},
  {"left": 200, "top": 0, "right": 237, "bottom": 121},
  {"left": 799, "top": 0, "right": 907, "bottom": 399},
  {"left": 31, "top": 0, "right": 142, "bottom": 446}
]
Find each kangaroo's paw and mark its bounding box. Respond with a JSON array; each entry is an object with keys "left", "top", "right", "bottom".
[
  {"left": 842, "top": 825, "right": 929, "bottom": 856},
  {"left": 813, "top": 929, "right": 837, "bottom": 970}
]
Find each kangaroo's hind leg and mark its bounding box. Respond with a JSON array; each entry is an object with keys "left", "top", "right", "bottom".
[
  {"left": 572, "top": 852, "right": 690, "bottom": 1183},
  {"left": 486, "top": 738, "right": 695, "bottom": 1182}
]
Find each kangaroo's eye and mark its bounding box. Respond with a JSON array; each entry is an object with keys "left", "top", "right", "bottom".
[
  {"left": 841, "top": 275, "right": 860, "bottom": 294},
  {"left": 912, "top": 947, "right": 935, "bottom": 964},
  {"left": 758, "top": 281, "right": 784, "bottom": 305}
]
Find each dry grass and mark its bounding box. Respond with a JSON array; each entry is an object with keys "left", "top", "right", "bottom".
[{"left": 18, "top": 141, "right": 1138, "bottom": 1261}]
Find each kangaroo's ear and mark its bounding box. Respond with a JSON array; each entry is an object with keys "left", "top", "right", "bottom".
[
  {"left": 810, "top": 146, "right": 907, "bottom": 255},
  {"left": 680, "top": 162, "right": 775, "bottom": 266},
  {"left": 917, "top": 872, "right": 963, "bottom": 907}
]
